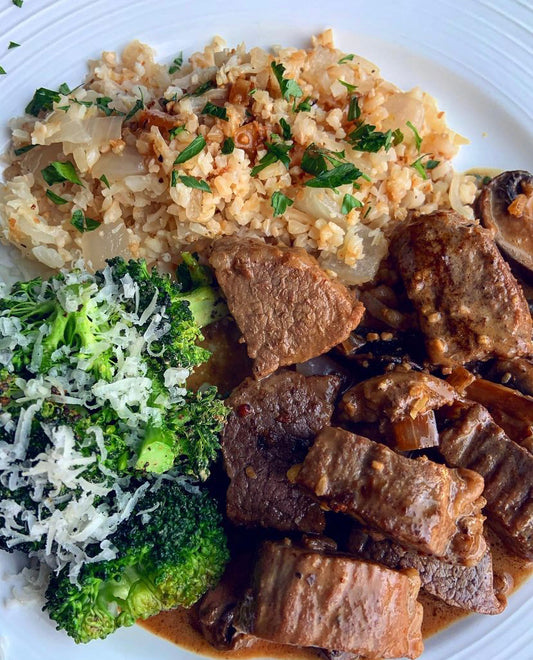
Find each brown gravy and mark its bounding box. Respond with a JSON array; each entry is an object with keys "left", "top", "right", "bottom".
[{"left": 140, "top": 320, "right": 533, "bottom": 657}]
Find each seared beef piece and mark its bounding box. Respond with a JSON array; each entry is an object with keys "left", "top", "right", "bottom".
[
  {"left": 390, "top": 211, "right": 532, "bottom": 367},
  {"left": 340, "top": 371, "right": 456, "bottom": 423},
  {"left": 439, "top": 401, "right": 533, "bottom": 560},
  {"left": 347, "top": 528, "right": 505, "bottom": 614},
  {"left": 209, "top": 237, "right": 364, "bottom": 379},
  {"left": 197, "top": 553, "right": 255, "bottom": 651},
  {"left": 222, "top": 371, "right": 341, "bottom": 532},
  {"left": 295, "top": 427, "right": 487, "bottom": 565},
  {"left": 488, "top": 357, "right": 533, "bottom": 396},
  {"left": 234, "top": 540, "right": 424, "bottom": 659}
]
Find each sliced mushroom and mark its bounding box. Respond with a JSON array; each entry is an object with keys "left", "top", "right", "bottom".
[{"left": 478, "top": 170, "right": 533, "bottom": 271}]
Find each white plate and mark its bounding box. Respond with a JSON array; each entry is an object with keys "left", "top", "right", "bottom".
[{"left": 0, "top": 1, "right": 532, "bottom": 659}]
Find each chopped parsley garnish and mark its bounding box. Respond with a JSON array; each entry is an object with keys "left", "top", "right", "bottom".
[
  {"left": 169, "top": 52, "right": 183, "bottom": 75},
  {"left": 72, "top": 99, "right": 93, "bottom": 108},
  {"left": 45, "top": 190, "right": 68, "bottom": 205},
  {"left": 271, "top": 190, "right": 294, "bottom": 217},
  {"left": 392, "top": 128, "right": 404, "bottom": 145},
  {"left": 338, "top": 54, "right": 355, "bottom": 64},
  {"left": 96, "top": 96, "right": 124, "bottom": 116},
  {"left": 12, "top": 0, "right": 23, "bottom": 7},
  {"left": 338, "top": 80, "right": 357, "bottom": 93},
  {"left": 271, "top": 61, "right": 303, "bottom": 103},
  {"left": 250, "top": 140, "right": 292, "bottom": 177},
  {"left": 201, "top": 101, "right": 228, "bottom": 121},
  {"left": 341, "top": 193, "right": 363, "bottom": 214},
  {"left": 99, "top": 174, "right": 111, "bottom": 188},
  {"left": 426, "top": 159, "right": 440, "bottom": 170},
  {"left": 279, "top": 118, "right": 292, "bottom": 140},
  {"left": 71, "top": 210, "right": 100, "bottom": 233},
  {"left": 305, "top": 163, "right": 364, "bottom": 189},
  {"left": 8, "top": 41, "right": 20, "bottom": 49},
  {"left": 221, "top": 137, "right": 235, "bottom": 154},
  {"left": 347, "top": 96, "right": 360, "bottom": 122},
  {"left": 58, "top": 82, "right": 71, "bottom": 95},
  {"left": 169, "top": 125, "right": 187, "bottom": 139},
  {"left": 41, "top": 161, "right": 83, "bottom": 187},
  {"left": 406, "top": 120, "right": 422, "bottom": 152},
  {"left": 173, "top": 173, "right": 212, "bottom": 192},
  {"left": 57, "top": 105, "right": 70, "bottom": 112},
  {"left": 0, "top": 66, "right": 6, "bottom": 75},
  {"left": 363, "top": 205, "right": 372, "bottom": 219},
  {"left": 411, "top": 154, "right": 429, "bottom": 179},
  {"left": 301, "top": 143, "right": 345, "bottom": 176},
  {"left": 348, "top": 123, "right": 393, "bottom": 153},
  {"left": 188, "top": 80, "right": 216, "bottom": 97},
  {"left": 173, "top": 135, "right": 206, "bottom": 165},
  {"left": 294, "top": 96, "right": 312, "bottom": 113},
  {"left": 14, "top": 144, "right": 36, "bottom": 156},
  {"left": 25, "top": 87, "right": 61, "bottom": 116},
  {"left": 124, "top": 97, "right": 144, "bottom": 121},
  {"left": 249, "top": 88, "right": 257, "bottom": 96}
]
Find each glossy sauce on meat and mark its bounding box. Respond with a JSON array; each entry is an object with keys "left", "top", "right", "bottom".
[{"left": 140, "top": 321, "right": 533, "bottom": 657}]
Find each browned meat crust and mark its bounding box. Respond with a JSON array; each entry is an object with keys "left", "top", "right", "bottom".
[{"left": 210, "top": 236, "right": 364, "bottom": 379}]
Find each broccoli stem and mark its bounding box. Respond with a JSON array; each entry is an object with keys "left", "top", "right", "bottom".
[
  {"left": 135, "top": 422, "right": 177, "bottom": 474},
  {"left": 181, "top": 286, "right": 228, "bottom": 329}
]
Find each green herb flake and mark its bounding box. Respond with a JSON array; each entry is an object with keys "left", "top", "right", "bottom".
[
  {"left": 173, "top": 134, "right": 206, "bottom": 165},
  {"left": 411, "top": 155, "right": 429, "bottom": 180},
  {"left": 169, "top": 52, "right": 183, "bottom": 75},
  {"left": 72, "top": 99, "right": 93, "bottom": 108},
  {"left": 406, "top": 120, "right": 423, "bottom": 152},
  {"left": 338, "top": 54, "right": 355, "bottom": 64},
  {"left": 426, "top": 159, "right": 440, "bottom": 170},
  {"left": 392, "top": 128, "right": 404, "bottom": 146},
  {"left": 71, "top": 210, "right": 100, "bottom": 233},
  {"left": 8, "top": 41, "right": 20, "bottom": 49},
  {"left": 124, "top": 97, "right": 144, "bottom": 122},
  {"left": 46, "top": 189, "right": 68, "bottom": 205},
  {"left": 271, "top": 190, "right": 294, "bottom": 217},
  {"left": 341, "top": 193, "right": 363, "bottom": 214},
  {"left": 96, "top": 96, "right": 123, "bottom": 117},
  {"left": 363, "top": 205, "right": 372, "bottom": 219},
  {"left": 338, "top": 80, "right": 357, "bottom": 93},
  {"left": 271, "top": 61, "right": 303, "bottom": 103},
  {"left": 348, "top": 123, "right": 393, "bottom": 153},
  {"left": 221, "top": 137, "right": 235, "bottom": 155},
  {"left": 0, "top": 66, "right": 6, "bottom": 75},
  {"left": 99, "top": 174, "right": 111, "bottom": 189},
  {"left": 305, "top": 163, "right": 364, "bottom": 190},
  {"left": 169, "top": 125, "right": 187, "bottom": 139},
  {"left": 58, "top": 82, "right": 71, "bottom": 95},
  {"left": 279, "top": 118, "right": 292, "bottom": 140},
  {"left": 294, "top": 96, "right": 313, "bottom": 113},
  {"left": 12, "top": 0, "right": 23, "bottom": 7},
  {"left": 249, "top": 88, "right": 257, "bottom": 96},
  {"left": 189, "top": 80, "right": 216, "bottom": 97},
  {"left": 347, "top": 96, "right": 360, "bottom": 122},
  {"left": 25, "top": 87, "right": 61, "bottom": 116},
  {"left": 14, "top": 144, "right": 36, "bottom": 156},
  {"left": 201, "top": 101, "right": 228, "bottom": 121},
  {"left": 250, "top": 140, "right": 292, "bottom": 177},
  {"left": 301, "top": 143, "right": 345, "bottom": 177},
  {"left": 177, "top": 175, "right": 212, "bottom": 192},
  {"left": 57, "top": 105, "right": 70, "bottom": 113},
  {"left": 41, "top": 161, "right": 83, "bottom": 187}
]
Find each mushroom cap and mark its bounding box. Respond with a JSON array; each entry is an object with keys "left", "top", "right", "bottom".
[{"left": 478, "top": 170, "right": 533, "bottom": 272}]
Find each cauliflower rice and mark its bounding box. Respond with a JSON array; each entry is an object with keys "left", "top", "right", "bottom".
[{"left": 0, "top": 31, "right": 476, "bottom": 284}]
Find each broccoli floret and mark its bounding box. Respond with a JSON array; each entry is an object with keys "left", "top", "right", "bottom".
[
  {"left": 136, "top": 387, "right": 229, "bottom": 476},
  {"left": 44, "top": 481, "right": 229, "bottom": 644}
]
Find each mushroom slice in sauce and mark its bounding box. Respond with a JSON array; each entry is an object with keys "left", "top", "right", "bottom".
[{"left": 478, "top": 170, "right": 533, "bottom": 271}]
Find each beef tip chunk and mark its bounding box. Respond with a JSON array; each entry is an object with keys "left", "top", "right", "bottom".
[
  {"left": 390, "top": 211, "right": 532, "bottom": 366},
  {"left": 222, "top": 371, "right": 341, "bottom": 532},
  {"left": 488, "top": 357, "right": 533, "bottom": 396},
  {"left": 439, "top": 401, "right": 533, "bottom": 560},
  {"left": 340, "top": 371, "right": 456, "bottom": 423},
  {"left": 295, "top": 427, "right": 487, "bottom": 565},
  {"left": 209, "top": 237, "right": 364, "bottom": 379},
  {"left": 348, "top": 528, "right": 505, "bottom": 614},
  {"left": 234, "top": 540, "right": 424, "bottom": 659},
  {"left": 198, "top": 553, "right": 255, "bottom": 651}
]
